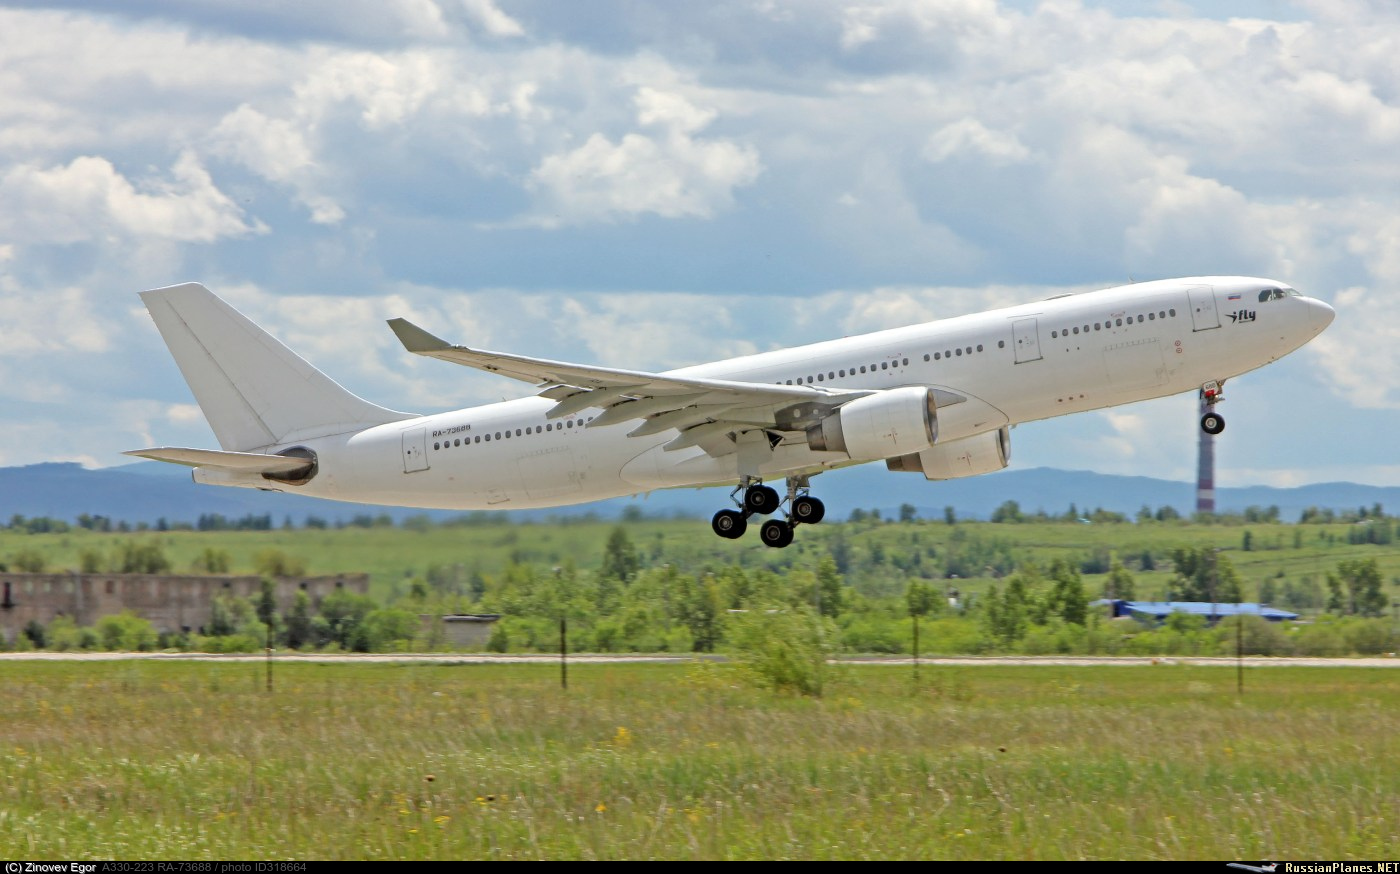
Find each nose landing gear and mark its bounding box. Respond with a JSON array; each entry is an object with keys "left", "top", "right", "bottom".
[
  {"left": 709, "top": 475, "right": 825, "bottom": 548},
  {"left": 1200, "top": 380, "right": 1226, "bottom": 435}
]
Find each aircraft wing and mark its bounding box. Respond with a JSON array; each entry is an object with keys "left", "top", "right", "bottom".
[{"left": 388, "top": 317, "right": 872, "bottom": 455}]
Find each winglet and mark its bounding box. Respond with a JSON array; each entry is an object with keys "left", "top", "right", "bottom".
[{"left": 388, "top": 317, "right": 453, "bottom": 354}]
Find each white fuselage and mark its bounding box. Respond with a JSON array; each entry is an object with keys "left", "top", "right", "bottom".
[{"left": 252, "top": 277, "right": 1332, "bottom": 510}]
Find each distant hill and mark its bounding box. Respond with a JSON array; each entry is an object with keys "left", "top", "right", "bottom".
[{"left": 2, "top": 461, "right": 1397, "bottom": 527}]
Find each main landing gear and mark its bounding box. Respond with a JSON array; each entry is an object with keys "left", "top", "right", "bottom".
[
  {"left": 710, "top": 475, "right": 825, "bottom": 549},
  {"left": 1200, "top": 379, "right": 1226, "bottom": 435}
]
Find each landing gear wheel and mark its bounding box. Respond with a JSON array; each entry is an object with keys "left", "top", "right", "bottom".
[
  {"left": 744, "top": 484, "right": 781, "bottom": 515},
  {"left": 1201, "top": 412, "right": 1225, "bottom": 435},
  {"left": 760, "top": 518, "right": 794, "bottom": 548},
  {"left": 712, "top": 509, "right": 748, "bottom": 539},
  {"left": 791, "top": 495, "right": 825, "bottom": 525}
]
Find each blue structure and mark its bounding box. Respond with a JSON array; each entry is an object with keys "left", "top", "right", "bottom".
[{"left": 1098, "top": 600, "right": 1299, "bottom": 625}]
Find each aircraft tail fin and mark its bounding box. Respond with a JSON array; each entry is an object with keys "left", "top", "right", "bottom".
[{"left": 139, "top": 283, "right": 416, "bottom": 451}]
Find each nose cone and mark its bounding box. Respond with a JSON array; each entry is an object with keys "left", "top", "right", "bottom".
[{"left": 1308, "top": 297, "right": 1335, "bottom": 335}]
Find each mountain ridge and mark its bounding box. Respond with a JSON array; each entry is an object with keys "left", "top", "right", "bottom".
[{"left": 2, "top": 461, "right": 1394, "bottom": 526}]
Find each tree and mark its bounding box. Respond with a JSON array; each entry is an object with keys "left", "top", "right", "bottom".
[
  {"left": 285, "top": 590, "right": 313, "bottom": 649},
  {"left": 907, "top": 581, "right": 939, "bottom": 618},
  {"left": 899, "top": 503, "right": 918, "bottom": 523},
  {"left": 990, "top": 500, "right": 1024, "bottom": 523},
  {"left": 318, "top": 590, "right": 378, "bottom": 648},
  {"left": 814, "top": 555, "right": 844, "bottom": 617},
  {"left": 256, "top": 578, "right": 280, "bottom": 642},
  {"left": 675, "top": 572, "right": 724, "bottom": 652},
  {"left": 599, "top": 526, "right": 640, "bottom": 583},
  {"left": 255, "top": 549, "right": 306, "bottom": 578},
  {"left": 1327, "top": 558, "right": 1387, "bottom": 616},
  {"left": 1103, "top": 560, "right": 1136, "bottom": 600},
  {"left": 1167, "top": 547, "right": 1242, "bottom": 603},
  {"left": 113, "top": 540, "right": 171, "bottom": 574},
  {"left": 12, "top": 548, "right": 46, "bottom": 573},
  {"left": 1047, "top": 559, "right": 1087, "bottom": 625},
  {"left": 192, "top": 547, "right": 231, "bottom": 574}
]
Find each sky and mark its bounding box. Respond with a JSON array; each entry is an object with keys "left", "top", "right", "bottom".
[{"left": 1, "top": 0, "right": 1397, "bottom": 490}]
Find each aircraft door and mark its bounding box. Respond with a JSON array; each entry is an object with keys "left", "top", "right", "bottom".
[
  {"left": 1012, "top": 318, "right": 1043, "bottom": 363},
  {"left": 1188, "top": 286, "right": 1220, "bottom": 331},
  {"left": 401, "top": 427, "right": 429, "bottom": 473}
]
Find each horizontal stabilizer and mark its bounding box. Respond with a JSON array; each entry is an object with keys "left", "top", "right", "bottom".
[{"left": 123, "top": 447, "right": 314, "bottom": 474}]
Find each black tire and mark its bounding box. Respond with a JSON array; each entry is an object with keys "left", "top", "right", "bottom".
[
  {"left": 745, "top": 484, "right": 781, "bottom": 515},
  {"left": 1201, "top": 412, "right": 1225, "bottom": 435},
  {"left": 712, "top": 509, "right": 747, "bottom": 539},
  {"left": 791, "top": 496, "right": 825, "bottom": 525},
  {"left": 760, "top": 518, "right": 794, "bottom": 548}
]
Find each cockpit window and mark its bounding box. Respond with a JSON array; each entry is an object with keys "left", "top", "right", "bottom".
[{"left": 1258, "top": 286, "right": 1300, "bottom": 303}]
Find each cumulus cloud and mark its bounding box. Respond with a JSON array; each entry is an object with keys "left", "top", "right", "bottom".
[
  {"left": 526, "top": 88, "right": 762, "bottom": 225},
  {"left": 208, "top": 104, "right": 345, "bottom": 224},
  {"left": 0, "top": 151, "right": 263, "bottom": 244},
  {"left": 923, "top": 119, "right": 1032, "bottom": 165},
  {"left": 0, "top": 0, "right": 1395, "bottom": 488}
]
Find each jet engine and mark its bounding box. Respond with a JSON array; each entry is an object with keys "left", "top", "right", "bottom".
[
  {"left": 885, "top": 427, "right": 1010, "bottom": 480},
  {"left": 805, "top": 386, "right": 937, "bottom": 460}
]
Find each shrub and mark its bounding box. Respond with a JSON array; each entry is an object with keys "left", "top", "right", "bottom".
[
  {"left": 727, "top": 606, "right": 834, "bottom": 696},
  {"left": 95, "top": 611, "right": 158, "bottom": 651}
]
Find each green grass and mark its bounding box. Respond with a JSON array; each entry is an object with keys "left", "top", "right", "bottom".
[
  {"left": 1, "top": 661, "right": 1395, "bottom": 859},
  {"left": 3, "top": 517, "right": 1398, "bottom": 605}
]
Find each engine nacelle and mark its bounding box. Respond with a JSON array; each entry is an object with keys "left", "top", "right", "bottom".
[
  {"left": 886, "top": 427, "right": 1010, "bottom": 480},
  {"left": 806, "top": 386, "right": 937, "bottom": 461}
]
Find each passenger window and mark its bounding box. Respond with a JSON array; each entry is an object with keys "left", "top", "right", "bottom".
[
  {"left": 1073, "top": 327, "right": 1079, "bottom": 334},
  {"left": 976, "top": 344, "right": 983, "bottom": 352},
  {"left": 881, "top": 362, "right": 888, "bottom": 370},
  {"left": 934, "top": 352, "right": 941, "bottom": 360},
  {"left": 1116, "top": 318, "right": 1123, "bottom": 326},
  {"left": 955, "top": 348, "right": 962, "bottom": 356},
  {"left": 1148, "top": 313, "right": 1155, "bottom": 320},
  {"left": 1052, "top": 331, "right": 1058, "bottom": 338},
  {"left": 433, "top": 442, "right": 440, "bottom": 450},
  {"left": 1169, "top": 308, "right": 1176, "bottom": 317},
  {"left": 998, "top": 340, "right": 1005, "bottom": 348}
]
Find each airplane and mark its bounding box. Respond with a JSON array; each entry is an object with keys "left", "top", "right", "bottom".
[{"left": 126, "top": 277, "right": 1334, "bottom": 548}]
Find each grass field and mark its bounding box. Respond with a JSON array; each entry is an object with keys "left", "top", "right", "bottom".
[
  {"left": 3, "top": 516, "right": 1397, "bottom": 605},
  {"left": 2, "top": 661, "right": 1395, "bottom": 859}
]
